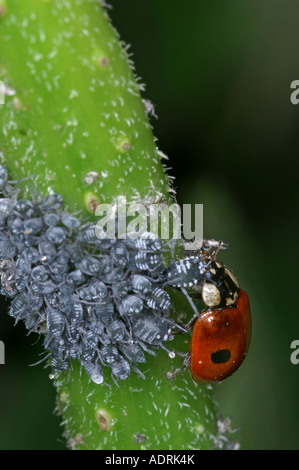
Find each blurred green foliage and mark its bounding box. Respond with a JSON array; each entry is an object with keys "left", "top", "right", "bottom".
[{"left": 0, "top": 0, "right": 298, "bottom": 449}]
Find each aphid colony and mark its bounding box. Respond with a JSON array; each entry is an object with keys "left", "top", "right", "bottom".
[{"left": 0, "top": 164, "right": 212, "bottom": 385}]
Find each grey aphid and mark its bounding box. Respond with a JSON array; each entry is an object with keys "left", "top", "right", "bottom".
[
  {"left": 31, "top": 265, "right": 50, "bottom": 282},
  {"left": 83, "top": 330, "right": 99, "bottom": 350},
  {"left": 7, "top": 216, "right": 23, "bottom": 234},
  {"left": 131, "top": 274, "right": 152, "bottom": 294},
  {"left": 63, "top": 294, "right": 83, "bottom": 323},
  {"left": 66, "top": 270, "right": 85, "bottom": 286},
  {"left": 118, "top": 295, "right": 143, "bottom": 316},
  {"left": 61, "top": 214, "right": 80, "bottom": 230},
  {"left": 146, "top": 287, "right": 172, "bottom": 312},
  {"left": 0, "top": 240, "right": 16, "bottom": 259},
  {"left": 119, "top": 342, "right": 146, "bottom": 364},
  {"left": 21, "top": 247, "right": 39, "bottom": 263},
  {"left": 83, "top": 361, "right": 104, "bottom": 384},
  {"left": 38, "top": 193, "right": 63, "bottom": 211},
  {"left": 65, "top": 243, "right": 84, "bottom": 263},
  {"left": 112, "top": 241, "right": 129, "bottom": 268},
  {"left": 111, "top": 281, "right": 129, "bottom": 300},
  {"left": 46, "top": 309, "right": 65, "bottom": 337},
  {"left": 94, "top": 303, "right": 114, "bottom": 325},
  {"left": 38, "top": 239, "right": 57, "bottom": 263},
  {"left": 105, "top": 319, "right": 127, "bottom": 342},
  {"left": 49, "top": 261, "right": 69, "bottom": 276},
  {"left": 31, "top": 279, "right": 56, "bottom": 294},
  {"left": 0, "top": 198, "right": 15, "bottom": 216},
  {"left": 44, "top": 213, "right": 60, "bottom": 227},
  {"left": 46, "top": 226, "right": 66, "bottom": 245},
  {"left": 100, "top": 344, "right": 120, "bottom": 364},
  {"left": 134, "top": 251, "right": 161, "bottom": 271},
  {"left": 9, "top": 292, "right": 28, "bottom": 321},
  {"left": 78, "top": 279, "right": 107, "bottom": 302},
  {"left": 81, "top": 344, "right": 96, "bottom": 364},
  {"left": 75, "top": 224, "right": 98, "bottom": 244},
  {"left": 131, "top": 312, "right": 172, "bottom": 346},
  {"left": 101, "top": 265, "right": 124, "bottom": 284},
  {"left": 55, "top": 249, "right": 70, "bottom": 266},
  {"left": 77, "top": 256, "right": 103, "bottom": 275},
  {"left": 14, "top": 199, "right": 34, "bottom": 215},
  {"left": 111, "top": 357, "right": 130, "bottom": 380},
  {"left": 125, "top": 231, "right": 163, "bottom": 252},
  {"left": 164, "top": 256, "right": 207, "bottom": 288},
  {"left": 23, "top": 217, "right": 43, "bottom": 235},
  {"left": 51, "top": 356, "right": 69, "bottom": 372}
]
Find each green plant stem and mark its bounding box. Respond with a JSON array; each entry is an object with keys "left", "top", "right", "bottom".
[{"left": 0, "top": 0, "right": 220, "bottom": 449}]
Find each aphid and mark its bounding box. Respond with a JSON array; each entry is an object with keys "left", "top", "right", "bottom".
[
  {"left": 78, "top": 279, "right": 107, "bottom": 302},
  {"left": 21, "top": 247, "right": 40, "bottom": 264},
  {"left": 75, "top": 224, "right": 98, "bottom": 244},
  {"left": 55, "top": 249, "right": 70, "bottom": 266},
  {"left": 51, "top": 356, "right": 69, "bottom": 373},
  {"left": 61, "top": 214, "right": 80, "bottom": 230},
  {"left": 44, "top": 213, "right": 60, "bottom": 227},
  {"left": 131, "top": 311, "right": 172, "bottom": 346},
  {"left": 38, "top": 193, "right": 63, "bottom": 211},
  {"left": 46, "top": 308, "right": 65, "bottom": 337},
  {"left": 131, "top": 274, "right": 152, "bottom": 295},
  {"left": 101, "top": 265, "right": 124, "bottom": 284},
  {"left": 94, "top": 303, "right": 115, "bottom": 325},
  {"left": 63, "top": 294, "right": 83, "bottom": 323},
  {"left": 146, "top": 287, "right": 172, "bottom": 312},
  {"left": 83, "top": 361, "right": 104, "bottom": 384},
  {"left": 100, "top": 345, "right": 120, "bottom": 364},
  {"left": 105, "top": 319, "right": 127, "bottom": 342},
  {"left": 83, "top": 330, "right": 99, "bottom": 350},
  {"left": 111, "top": 241, "right": 129, "bottom": 268},
  {"left": 66, "top": 270, "right": 85, "bottom": 286},
  {"left": 164, "top": 256, "right": 207, "bottom": 288},
  {"left": 118, "top": 295, "right": 143, "bottom": 316},
  {"left": 0, "top": 198, "right": 15, "bottom": 216},
  {"left": 133, "top": 251, "right": 161, "bottom": 271},
  {"left": 38, "top": 239, "right": 57, "bottom": 263},
  {"left": 31, "top": 265, "right": 49, "bottom": 282},
  {"left": 111, "top": 281, "right": 129, "bottom": 300},
  {"left": 7, "top": 216, "right": 23, "bottom": 234},
  {"left": 119, "top": 342, "right": 146, "bottom": 364},
  {"left": 31, "top": 279, "right": 56, "bottom": 294},
  {"left": 14, "top": 199, "right": 34, "bottom": 215},
  {"left": 23, "top": 217, "right": 43, "bottom": 235},
  {"left": 0, "top": 240, "right": 16, "bottom": 259},
  {"left": 46, "top": 226, "right": 66, "bottom": 245},
  {"left": 9, "top": 292, "right": 28, "bottom": 321},
  {"left": 77, "top": 256, "right": 103, "bottom": 275},
  {"left": 125, "top": 231, "right": 163, "bottom": 252},
  {"left": 80, "top": 344, "right": 96, "bottom": 364},
  {"left": 111, "top": 357, "right": 130, "bottom": 380},
  {"left": 65, "top": 243, "right": 84, "bottom": 263}
]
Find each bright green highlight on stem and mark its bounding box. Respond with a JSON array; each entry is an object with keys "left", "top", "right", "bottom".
[
  {"left": 0, "top": 0, "right": 222, "bottom": 449},
  {"left": 0, "top": 0, "right": 169, "bottom": 210}
]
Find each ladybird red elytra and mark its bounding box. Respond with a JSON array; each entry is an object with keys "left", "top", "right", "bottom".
[{"left": 190, "top": 289, "right": 251, "bottom": 383}]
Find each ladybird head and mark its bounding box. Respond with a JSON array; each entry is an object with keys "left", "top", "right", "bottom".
[{"left": 202, "top": 260, "right": 239, "bottom": 308}]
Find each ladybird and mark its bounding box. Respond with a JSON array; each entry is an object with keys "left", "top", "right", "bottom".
[{"left": 190, "top": 289, "right": 251, "bottom": 382}]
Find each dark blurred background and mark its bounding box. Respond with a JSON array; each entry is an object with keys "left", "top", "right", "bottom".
[{"left": 0, "top": 0, "right": 298, "bottom": 449}]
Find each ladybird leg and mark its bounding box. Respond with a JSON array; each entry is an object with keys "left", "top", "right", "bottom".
[{"left": 180, "top": 286, "right": 201, "bottom": 330}]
